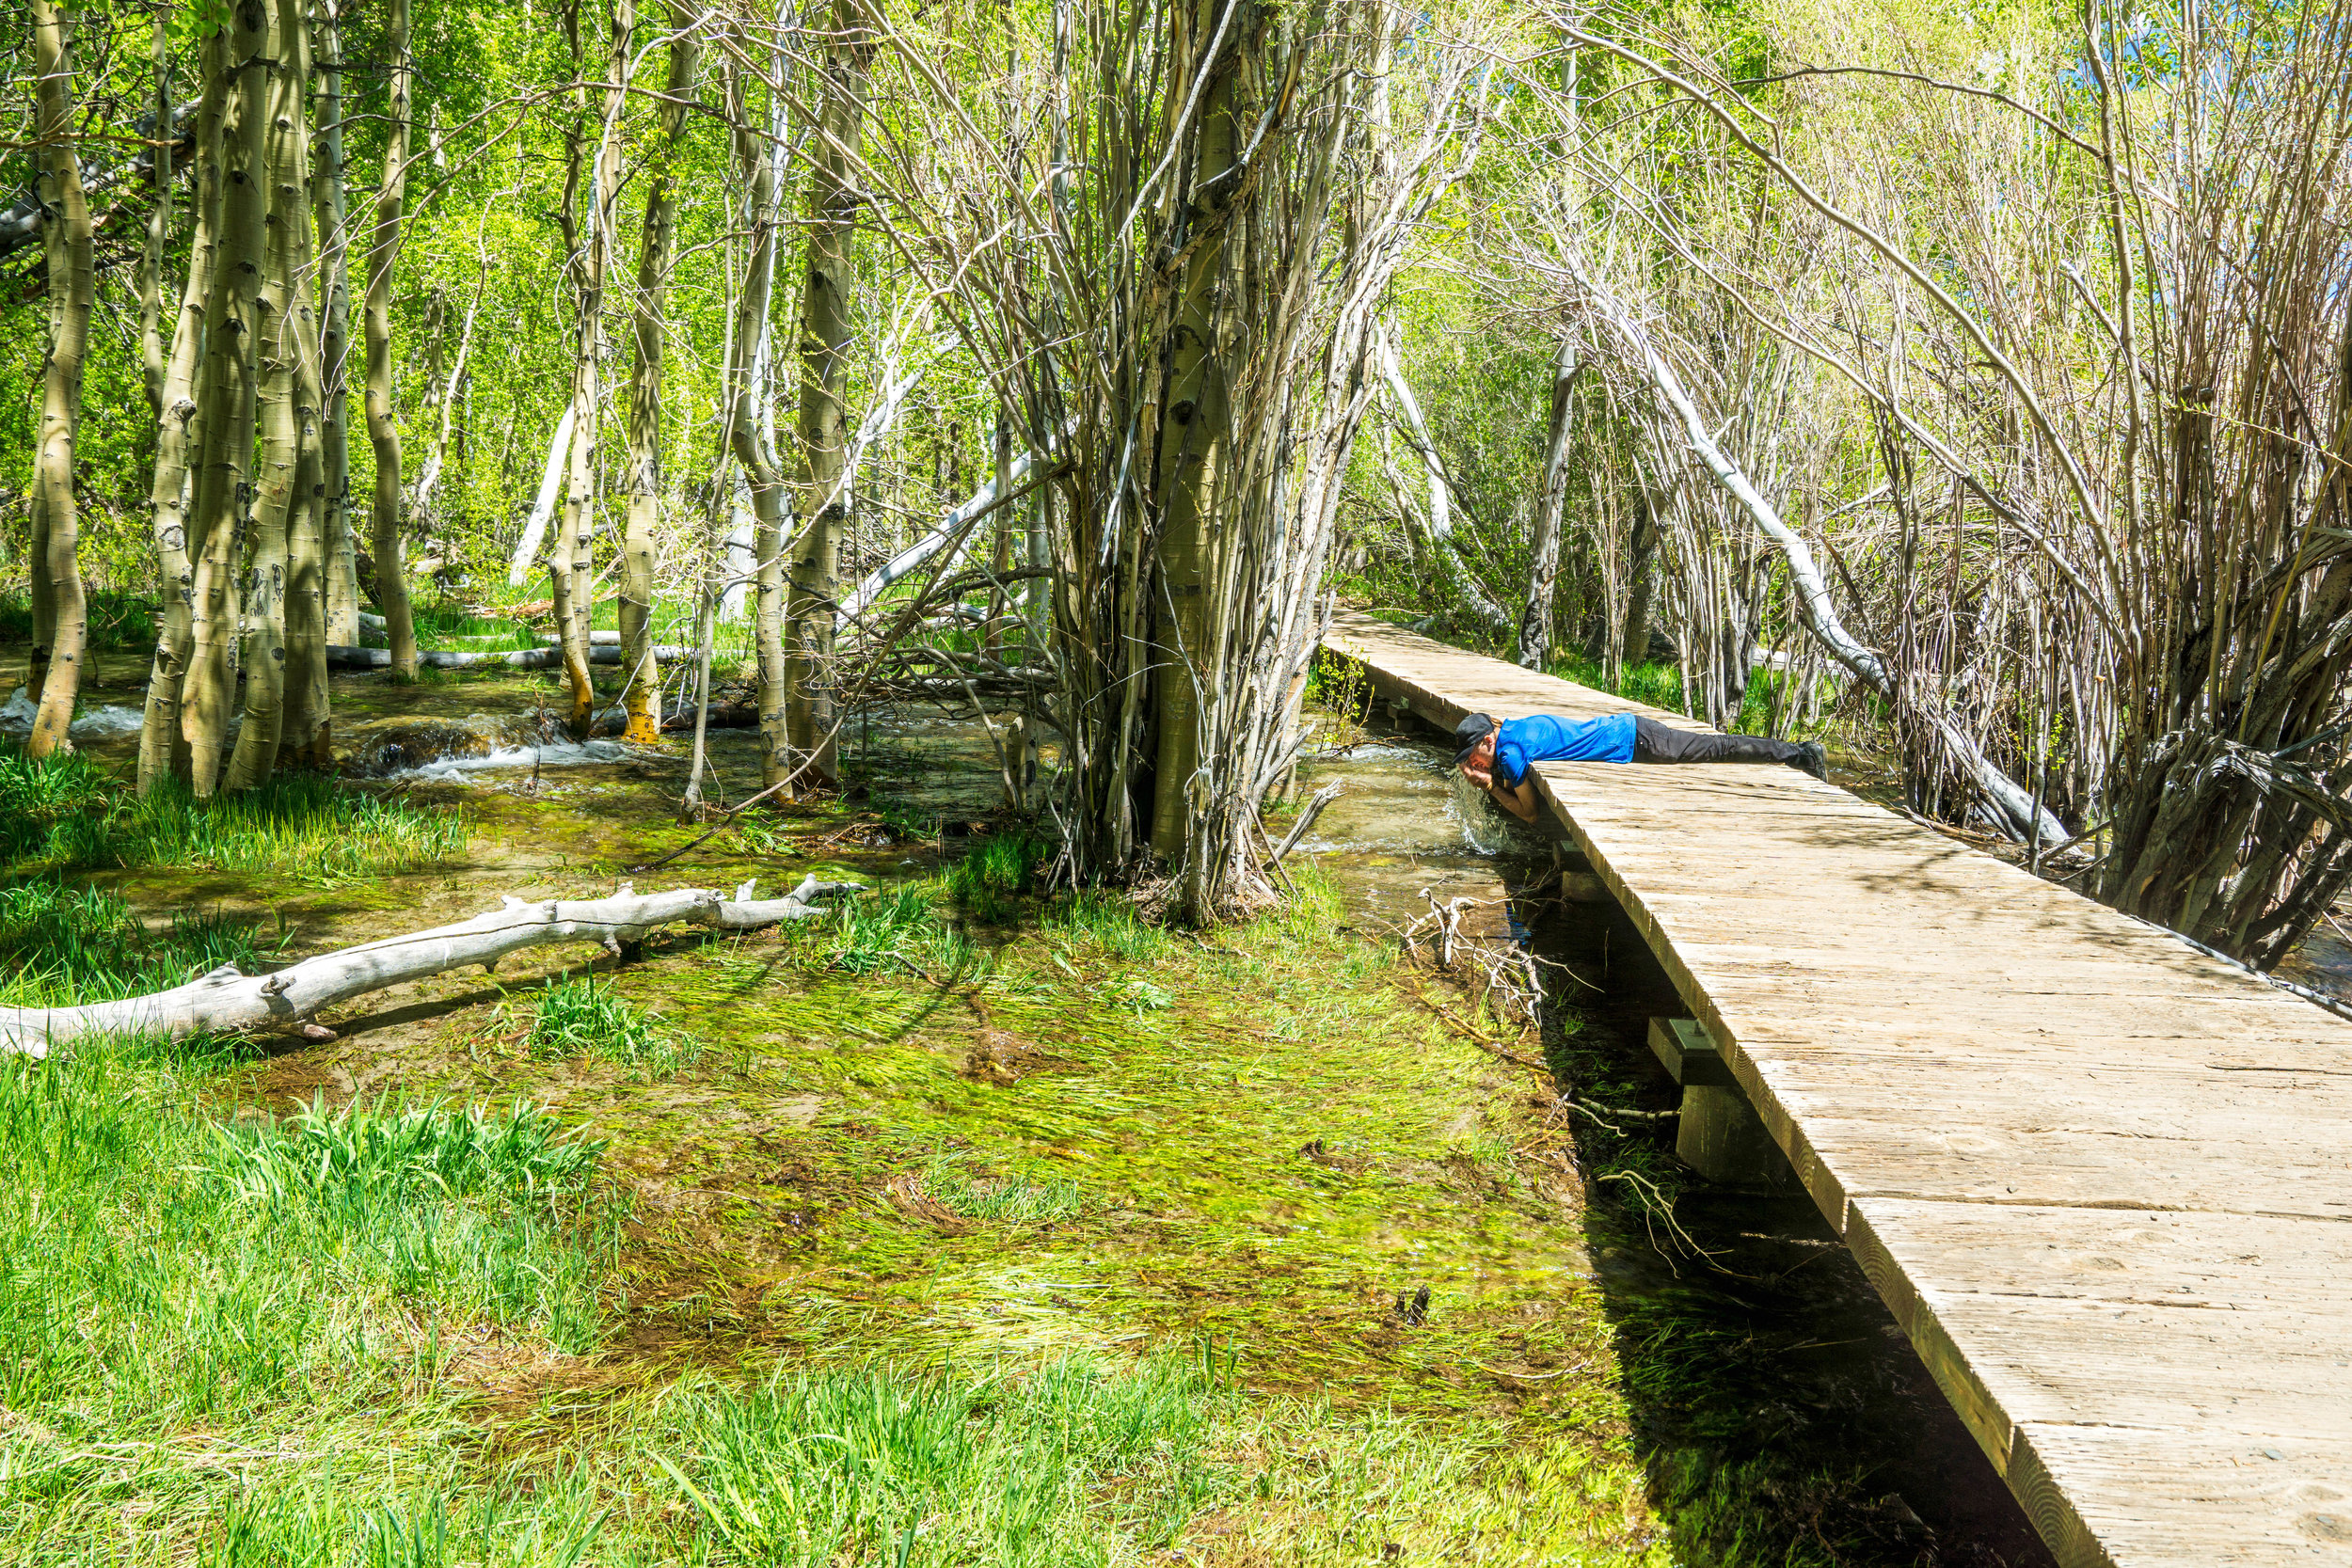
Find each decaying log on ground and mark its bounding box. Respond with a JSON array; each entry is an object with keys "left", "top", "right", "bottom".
[
  {"left": 0, "top": 877, "right": 861, "bottom": 1058},
  {"left": 326, "top": 642, "right": 690, "bottom": 670}
]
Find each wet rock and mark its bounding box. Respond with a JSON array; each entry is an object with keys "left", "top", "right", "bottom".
[{"left": 341, "top": 714, "right": 512, "bottom": 776}]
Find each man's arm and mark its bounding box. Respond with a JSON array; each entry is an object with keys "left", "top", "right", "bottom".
[{"left": 1487, "top": 773, "right": 1542, "bottom": 823}]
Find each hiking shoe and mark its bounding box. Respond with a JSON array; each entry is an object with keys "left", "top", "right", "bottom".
[{"left": 1793, "top": 741, "right": 1828, "bottom": 782}]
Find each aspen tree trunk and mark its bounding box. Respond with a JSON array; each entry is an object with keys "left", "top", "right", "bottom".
[
  {"left": 225, "top": 7, "right": 305, "bottom": 787},
  {"left": 311, "top": 0, "right": 358, "bottom": 646},
  {"left": 230, "top": 0, "right": 326, "bottom": 785},
  {"left": 619, "top": 5, "right": 701, "bottom": 744},
  {"left": 1146, "top": 0, "right": 1247, "bottom": 860},
  {"left": 722, "top": 40, "right": 794, "bottom": 789},
  {"left": 25, "top": 0, "right": 94, "bottom": 760},
  {"left": 137, "top": 25, "right": 230, "bottom": 794},
  {"left": 361, "top": 0, "right": 415, "bottom": 680},
  {"left": 550, "top": 0, "right": 631, "bottom": 737},
  {"left": 184, "top": 0, "right": 275, "bottom": 796},
  {"left": 280, "top": 271, "right": 332, "bottom": 767},
  {"left": 786, "top": 0, "right": 870, "bottom": 784},
  {"left": 1516, "top": 336, "right": 1581, "bottom": 670},
  {"left": 138, "top": 7, "right": 173, "bottom": 418}
]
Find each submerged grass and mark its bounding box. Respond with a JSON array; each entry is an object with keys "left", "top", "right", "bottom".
[
  {"left": 0, "top": 749, "right": 468, "bottom": 882},
  {"left": 2, "top": 721, "right": 1952, "bottom": 1566},
  {"left": 918, "top": 1151, "right": 1087, "bottom": 1223}
]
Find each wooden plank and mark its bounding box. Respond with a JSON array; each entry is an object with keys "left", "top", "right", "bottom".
[{"left": 1325, "top": 610, "right": 2352, "bottom": 1567}]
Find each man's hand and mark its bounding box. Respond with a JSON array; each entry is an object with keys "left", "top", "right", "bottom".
[{"left": 1460, "top": 757, "right": 1493, "bottom": 790}]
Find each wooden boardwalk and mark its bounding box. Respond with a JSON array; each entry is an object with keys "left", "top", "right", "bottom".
[{"left": 1324, "top": 612, "right": 2352, "bottom": 1568}]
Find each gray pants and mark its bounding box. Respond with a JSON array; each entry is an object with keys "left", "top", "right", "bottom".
[{"left": 1633, "top": 716, "right": 1804, "bottom": 767}]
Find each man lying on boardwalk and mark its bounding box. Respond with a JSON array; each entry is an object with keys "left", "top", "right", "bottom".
[{"left": 1455, "top": 711, "right": 1827, "bottom": 824}]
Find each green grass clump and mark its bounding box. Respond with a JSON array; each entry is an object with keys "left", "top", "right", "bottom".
[
  {"left": 0, "top": 751, "right": 469, "bottom": 882},
  {"left": 1548, "top": 652, "right": 1692, "bottom": 716},
  {"left": 0, "top": 879, "right": 274, "bottom": 1006},
  {"left": 0, "top": 748, "right": 124, "bottom": 869},
  {"left": 825, "top": 881, "right": 979, "bottom": 978},
  {"left": 946, "top": 831, "right": 1050, "bottom": 922},
  {"left": 656, "top": 1355, "right": 1219, "bottom": 1563},
  {"left": 131, "top": 776, "right": 469, "bottom": 883},
  {"left": 509, "top": 974, "right": 697, "bottom": 1077},
  {"left": 210, "top": 1095, "right": 602, "bottom": 1208},
  {"left": 0, "top": 1047, "right": 612, "bottom": 1485},
  {"left": 0, "top": 588, "right": 160, "bottom": 652},
  {"left": 406, "top": 602, "right": 542, "bottom": 652},
  {"left": 1042, "top": 891, "right": 1168, "bottom": 961},
  {"left": 919, "top": 1152, "right": 1086, "bottom": 1223}
]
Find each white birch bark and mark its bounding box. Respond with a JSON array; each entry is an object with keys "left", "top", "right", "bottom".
[
  {"left": 506, "top": 403, "right": 578, "bottom": 586},
  {"left": 1375, "top": 325, "right": 1513, "bottom": 639}
]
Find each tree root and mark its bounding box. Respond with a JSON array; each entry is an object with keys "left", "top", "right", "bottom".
[{"left": 0, "top": 875, "right": 862, "bottom": 1058}]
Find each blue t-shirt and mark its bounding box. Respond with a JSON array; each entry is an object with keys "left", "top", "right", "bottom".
[{"left": 1492, "top": 713, "right": 1636, "bottom": 784}]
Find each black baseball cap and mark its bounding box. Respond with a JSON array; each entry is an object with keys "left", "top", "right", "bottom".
[{"left": 1453, "top": 712, "right": 1496, "bottom": 765}]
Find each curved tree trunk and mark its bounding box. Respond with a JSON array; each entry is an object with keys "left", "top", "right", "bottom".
[
  {"left": 137, "top": 25, "right": 230, "bottom": 795},
  {"left": 1, "top": 879, "right": 859, "bottom": 1059},
  {"left": 360, "top": 0, "right": 414, "bottom": 680},
  {"left": 619, "top": 5, "right": 701, "bottom": 744},
  {"left": 24, "top": 0, "right": 94, "bottom": 761},
  {"left": 785, "top": 0, "right": 870, "bottom": 786},
  {"left": 1572, "top": 249, "right": 2064, "bottom": 845},
  {"left": 1517, "top": 334, "right": 1581, "bottom": 670}
]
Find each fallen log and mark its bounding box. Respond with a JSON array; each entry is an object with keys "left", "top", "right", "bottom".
[
  {"left": 0, "top": 877, "right": 861, "bottom": 1058},
  {"left": 326, "top": 642, "right": 691, "bottom": 671}
]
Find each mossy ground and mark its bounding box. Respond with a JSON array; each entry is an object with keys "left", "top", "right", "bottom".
[{"left": 0, "top": 648, "right": 2053, "bottom": 1566}]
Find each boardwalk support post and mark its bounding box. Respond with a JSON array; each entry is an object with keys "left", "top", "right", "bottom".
[{"left": 1648, "top": 1017, "right": 1797, "bottom": 1191}]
